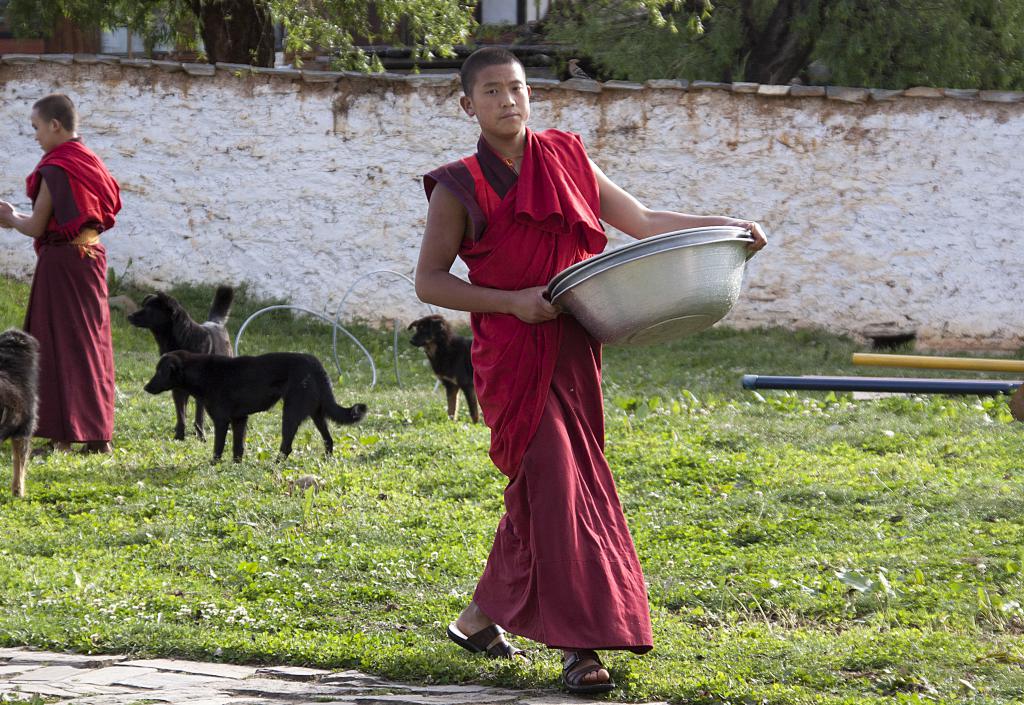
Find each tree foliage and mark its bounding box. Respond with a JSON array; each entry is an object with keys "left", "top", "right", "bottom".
[
  {"left": 546, "top": 0, "right": 1024, "bottom": 89},
  {"left": 5, "top": 0, "right": 475, "bottom": 68}
]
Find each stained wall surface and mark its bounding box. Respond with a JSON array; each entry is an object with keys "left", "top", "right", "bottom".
[{"left": 1, "top": 57, "right": 1021, "bottom": 350}]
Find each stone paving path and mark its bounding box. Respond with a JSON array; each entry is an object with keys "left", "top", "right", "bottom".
[{"left": 0, "top": 648, "right": 665, "bottom": 705}]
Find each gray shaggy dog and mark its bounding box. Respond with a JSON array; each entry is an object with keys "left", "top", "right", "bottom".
[{"left": 0, "top": 328, "right": 39, "bottom": 497}]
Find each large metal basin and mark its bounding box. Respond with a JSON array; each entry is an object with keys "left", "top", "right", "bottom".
[
  {"left": 549, "top": 227, "right": 753, "bottom": 346},
  {"left": 547, "top": 226, "right": 747, "bottom": 299}
]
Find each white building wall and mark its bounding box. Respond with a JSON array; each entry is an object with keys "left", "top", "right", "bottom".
[{"left": 0, "top": 58, "right": 1022, "bottom": 351}]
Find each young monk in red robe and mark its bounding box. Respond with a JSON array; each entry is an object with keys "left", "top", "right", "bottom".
[
  {"left": 415, "top": 48, "right": 767, "bottom": 694},
  {"left": 0, "top": 94, "right": 121, "bottom": 454}
]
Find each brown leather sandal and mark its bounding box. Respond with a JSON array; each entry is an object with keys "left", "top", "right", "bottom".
[
  {"left": 446, "top": 622, "right": 528, "bottom": 660},
  {"left": 562, "top": 649, "right": 615, "bottom": 694}
]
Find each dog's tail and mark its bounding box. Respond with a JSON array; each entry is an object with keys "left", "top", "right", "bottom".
[
  {"left": 325, "top": 400, "right": 368, "bottom": 425},
  {"left": 314, "top": 363, "right": 367, "bottom": 425},
  {"left": 207, "top": 286, "right": 234, "bottom": 325}
]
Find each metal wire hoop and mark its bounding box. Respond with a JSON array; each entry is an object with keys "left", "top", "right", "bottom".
[
  {"left": 234, "top": 304, "right": 378, "bottom": 387},
  {"left": 331, "top": 269, "right": 435, "bottom": 389}
]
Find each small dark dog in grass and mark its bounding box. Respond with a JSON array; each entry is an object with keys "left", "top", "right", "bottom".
[
  {"left": 408, "top": 315, "right": 478, "bottom": 423},
  {"left": 0, "top": 328, "right": 39, "bottom": 497},
  {"left": 128, "top": 286, "right": 233, "bottom": 440},
  {"left": 144, "top": 350, "right": 367, "bottom": 461}
]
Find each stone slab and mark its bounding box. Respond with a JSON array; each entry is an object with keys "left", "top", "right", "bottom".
[
  {"left": 403, "top": 74, "right": 458, "bottom": 87},
  {"left": 645, "top": 78, "right": 688, "bottom": 90},
  {"left": 302, "top": 70, "right": 342, "bottom": 83},
  {"left": 120, "top": 658, "right": 257, "bottom": 679},
  {"left": 1, "top": 54, "right": 40, "bottom": 64},
  {"left": 8, "top": 651, "right": 123, "bottom": 668},
  {"left": 560, "top": 78, "right": 601, "bottom": 93},
  {"left": 0, "top": 665, "right": 32, "bottom": 676},
  {"left": 789, "top": 85, "right": 825, "bottom": 97},
  {"left": 603, "top": 80, "right": 643, "bottom": 91},
  {"left": 757, "top": 84, "right": 791, "bottom": 97},
  {"left": 944, "top": 88, "right": 979, "bottom": 100},
  {"left": 979, "top": 90, "right": 1024, "bottom": 103},
  {"left": 868, "top": 88, "right": 903, "bottom": 102},
  {"left": 59, "top": 691, "right": 239, "bottom": 705},
  {"left": 5, "top": 681, "right": 82, "bottom": 697},
  {"left": 252, "top": 66, "right": 300, "bottom": 78},
  {"left": 221, "top": 677, "right": 356, "bottom": 698},
  {"left": 690, "top": 80, "right": 729, "bottom": 90},
  {"left": 11, "top": 664, "right": 84, "bottom": 682},
  {"left": 215, "top": 62, "right": 254, "bottom": 73},
  {"left": 321, "top": 670, "right": 393, "bottom": 686},
  {"left": 826, "top": 86, "right": 869, "bottom": 103},
  {"left": 346, "top": 695, "right": 515, "bottom": 705},
  {"left": 402, "top": 685, "right": 494, "bottom": 694},
  {"left": 183, "top": 62, "right": 216, "bottom": 76},
  {"left": 0, "top": 647, "right": 37, "bottom": 658},
  {"left": 731, "top": 82, "right": 759, "bottom": 93},
  {"left": 526, "top": 78, "right": 561, "bottom": 89},
  {"left": 66, "top": 665, "right": 159, "bottom": 685},
  {"left": 903, "top": 86, "right": 943, "bottom": 98},
  {"left": 255, "top": 665, "right": 332, "bottom": 681},
  {"left": 110, "top": 671, "right": 231, "bottom": 689},
  {"left": 152, "top": 60, "right": 185, "bottom": 73},
  {"left": 40, "top": 53, "right": 74, "bottom": 65}
]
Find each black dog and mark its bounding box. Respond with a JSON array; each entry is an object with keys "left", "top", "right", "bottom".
[
  {"left": 0, "top": 329, "right": 39, "bottom": 497},
  {"left": 128, "top": 286, "right": 233, "bottom": 440},
  {"left": 144, "top": 350, "right": 367, "bottom": 461},
  {"left": 408, "top": 315, "right": 478, "bottom": 423}
]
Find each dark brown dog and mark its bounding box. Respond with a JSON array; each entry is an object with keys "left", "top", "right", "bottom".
[
  {"left": 408, "top": 315, "right": 478, "bottom": 423},
  {"left": 128, "top": 286, "right": 233, "bottom": 440},
  {"left": 0, "top": 328, "right": 39, "bottom": 497},
  {"left": 144, "top": 350, "right": 367, "bottom": 461}
]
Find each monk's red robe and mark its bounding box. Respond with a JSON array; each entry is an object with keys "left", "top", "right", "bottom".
[
  {"left": 24, "top": 139, "right": 120, "bottom": 443},
  {"left": 424, "top": 129, "right": 653, "bottom": 652}
]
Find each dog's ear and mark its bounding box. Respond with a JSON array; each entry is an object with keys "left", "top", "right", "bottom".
[{"left": 159, "top": 353, "right": 182, "bottom": 376}]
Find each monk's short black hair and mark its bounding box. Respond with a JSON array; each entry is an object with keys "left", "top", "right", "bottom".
[
  {"left": 33, "top": 94, "right": 77, "bottom": 132},
  {"left": 460, "top": 47, "right": 524, "bottom": 95}
]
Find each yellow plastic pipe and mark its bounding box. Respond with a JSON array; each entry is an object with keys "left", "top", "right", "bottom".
[{"left": 853, "top": 353, "right": 1024, "bottom": 373}]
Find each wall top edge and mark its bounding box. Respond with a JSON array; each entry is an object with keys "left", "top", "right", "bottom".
[{"left": 2, "top": 53, "right": 1023, "bottom": 105}]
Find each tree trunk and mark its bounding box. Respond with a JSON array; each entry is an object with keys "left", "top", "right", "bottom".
[
  {"left": 736, "top": 0, "right": 833, "bottom": 84},
  {"left": 188, "top": 0, "right": 275, "bottom": 67}
]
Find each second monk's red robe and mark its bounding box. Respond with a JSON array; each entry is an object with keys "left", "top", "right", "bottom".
[
  {"left": 425, "top": 128, "right": 653, "bottom": 652},
  {"left": 24, "top": 139, "right": 120, "bottom": 443}
]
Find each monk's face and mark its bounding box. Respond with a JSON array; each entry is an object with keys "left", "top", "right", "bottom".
[
  {"left": 31, "top": 109, "right": 64, "bottom": 153},
  {"left": 461, "top": 62, "right": 532, "bottom": 140}
]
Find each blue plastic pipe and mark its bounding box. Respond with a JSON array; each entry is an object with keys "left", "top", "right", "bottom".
[{"left": 741, "top": 375, "right": 1021, "bottom": 395}]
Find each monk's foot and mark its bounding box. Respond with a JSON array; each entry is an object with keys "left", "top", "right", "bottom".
[
  {"left": 53, "top": 441, "right": 73, "bottom": 453},
  {"left": 446, "top": 602, "right": 527, "bottom": 660},
  {"left": 562, "top": 650, "right": 614, "bottom": 694},
  {"left": 82, "top": 441, "right": 113, "bottom": 454},
  {"left": 455, "top": 602, "right": 499, "bottom": 648}
]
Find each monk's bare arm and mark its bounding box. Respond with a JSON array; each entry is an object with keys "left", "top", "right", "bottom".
[
  {"left": 591, "top": 160, "right": 767, "bottom": 252},
  {"left": 0, "top": 181, "right": 53, "bottom": 239},
  {"left": 415, "top": 183, "right": 558, "bottom": 324}
]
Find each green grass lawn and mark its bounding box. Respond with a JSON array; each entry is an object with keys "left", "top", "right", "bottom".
[{"left": 1, "top": 275, "right": 1023, "bottom": 704}]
